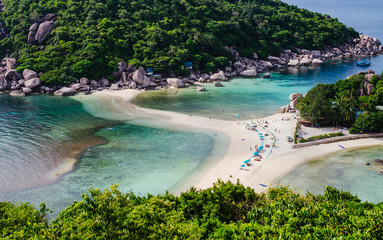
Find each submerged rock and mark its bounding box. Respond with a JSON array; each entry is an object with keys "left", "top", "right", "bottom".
[
  {"left": 262, "top": 72, "right": 271, "bottom": 78},
  {"left": 374, "top": 159, "right": 383, "bottom": 166},
  {"left": 214, "top": 81, "right": 224, "bottom": 87}
]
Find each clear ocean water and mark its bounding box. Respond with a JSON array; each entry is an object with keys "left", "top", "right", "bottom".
[{"left": 1, "top": 0, "right": 383, "bottom": 218}]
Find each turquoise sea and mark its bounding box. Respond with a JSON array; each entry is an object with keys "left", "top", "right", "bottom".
[{"left": 1, "top": 0, "right": 383, "bottom": 218}]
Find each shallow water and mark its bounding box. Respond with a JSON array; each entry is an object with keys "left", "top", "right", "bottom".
[
  {"left": 274, "top": 146, "right": 383, "bottom": 203},
  {"left": 8, "top": 123, "right": 216, "bottom": 218},
  {"left": 0, "top": 95, "right": 218, "bottom": 219},
  {"left": 133, "top": 57, "right": 383, "bottom": 120}
]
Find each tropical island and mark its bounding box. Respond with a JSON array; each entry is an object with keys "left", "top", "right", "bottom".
[
  {"left": 0, "top": 0, "right": 381, "bottom": 96},
  {"left": 2, "top": 0, "right": 383, "bottom": 238}
]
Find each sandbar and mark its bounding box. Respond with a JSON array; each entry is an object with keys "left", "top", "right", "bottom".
[{"left": 86, "top": 89, "right": 383, "bottom": 193}]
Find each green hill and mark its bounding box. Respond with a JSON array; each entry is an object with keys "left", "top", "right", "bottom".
[{"left": 0, "top": 0, "right": 358, "bottom": 85}]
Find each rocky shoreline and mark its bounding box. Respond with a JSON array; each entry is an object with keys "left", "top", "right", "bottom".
[{"left": 0, "top": 35, "right": 382, "bottom": 97}]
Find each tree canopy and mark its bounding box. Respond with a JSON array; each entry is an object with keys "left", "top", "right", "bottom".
[
  {"left": 298, "top": 72, "right": 383, "bottom": 132},
  {"left": 0, "top": 0, "right": 358, "bottom": 84},
  {"left": 2, "top": 181, "right": 383, "bottom": 239}
]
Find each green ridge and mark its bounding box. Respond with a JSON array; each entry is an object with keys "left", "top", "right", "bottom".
[{"left": 0, "top": 0, "right": 357, "bottom": 85}]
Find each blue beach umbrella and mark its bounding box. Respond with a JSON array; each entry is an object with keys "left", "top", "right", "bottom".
[
  {"left": 240, "top": 165, "right": 246, "bottom": 168},
  {"left": 258, "top": 146, "right": 264, "bottom": 150},
  {"left": 253, "top": 151, "right": 259, "bottom": 156},
  {"left": 244, "top": 159, "right": 250, "bottom": 164}
]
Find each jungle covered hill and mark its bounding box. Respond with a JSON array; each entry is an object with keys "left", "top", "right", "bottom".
[
  {"left": 0, "top": 0, "right": 358, "bottom": 85},
  {"left": 1, "top": 181, "right": 383, "bottom": 239}
]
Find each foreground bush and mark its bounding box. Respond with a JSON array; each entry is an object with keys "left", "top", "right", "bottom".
[{"left": 1, "top": 181, "right": 383, "bottom": 239}]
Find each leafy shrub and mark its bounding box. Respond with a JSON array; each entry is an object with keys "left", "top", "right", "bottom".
[
  {"left": 349, "top": 127, "right": 361, "bottom": 134},
  {"left": 299, "top": 132, "right": 343, "bottom": 143}
]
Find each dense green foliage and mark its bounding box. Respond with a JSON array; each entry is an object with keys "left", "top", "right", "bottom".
[
  {"left": 298, "top": 132, "right": 343, "bottom": 143},
  {"left": 0, "top": 0, "right": 357, "bottom": 84},
  {"left": 2, "top": 181, "right": 383, "bottom": 239},
  {"left": 298, "top": 72, "right": 383, "bottom": 132}
]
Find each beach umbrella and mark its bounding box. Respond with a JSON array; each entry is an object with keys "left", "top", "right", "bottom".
[
  {"left": 258, "top": 146, "right": 264, "bottom": 150},
  {"left": 253, "top": 151, "right": 259, "bottom": 156},
  {"left": 244, "top": 159, "right": 250, "bottom": 163},
  {"left": 240, "top": 165, "right": 245, "bottom": 167}
]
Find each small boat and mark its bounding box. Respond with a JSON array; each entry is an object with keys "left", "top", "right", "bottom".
[{"left": 356, "top": 59, "right": 370, "bottom": 66}]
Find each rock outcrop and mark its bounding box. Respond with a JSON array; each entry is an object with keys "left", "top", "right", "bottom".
[
  {"left": 54, "top": 87, "right": 76, "bottom": 96},
  {"left": 35, "top": 21, "right": 54, "bottom": 44},
  {"left": 0, "top": 74, "right": 7, "bottom": 90},
  {"left": 279, "top": 93, "right": 303, "bottom": 113},
  {"left": 210, "top": 71, "right": 226, "bottom": 81},
  {"left": 132, "top": 67, "right": 150, "bottom": 87},
  {"left": 24, "top": 78, "right": 41, "bottom": 89},
  {"left": 22, "top": 69, "right": 38, "bottom": 80},
  {"left": 166, "top": 78, "right": 184, "bottom": 88},
  {"left": 239, "top": 69, "right": 257, "bottom": 77},
  {"left": 5, "top": 70, "right": 22, "bottom": 81}
]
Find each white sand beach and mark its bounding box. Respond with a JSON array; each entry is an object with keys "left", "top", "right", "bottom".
[{"left": 86, "top": 89, "right": 383, "bottom": 193}]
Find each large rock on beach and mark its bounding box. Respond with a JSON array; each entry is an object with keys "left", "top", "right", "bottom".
[
  {"left": 288, "top": 59, "right": 300, "bottom": 67},
  {"left": 110, "top": 83, "right": 119, "bottom": 90},
  {"left": 35, "top": 21, "right": 54, "bottom": 43},
  {"left": 166, "top": 78, "right": 184, "bottom": 88},
  {"left": 90, "top": 80, "right": 98, "bottom": 86},
  {"left": 0, "top": 74, "right": 7, "bottom": 90},
  {"left": 22, "top": 69, "right": 38, "bottom": 80},
  {"left": 71, "top": 83, "right": 82, "bottom": 90},
  {"left": 289, "top": 98, "right": 300, "bottom": 109},
  {"left": 54, "top": 87, "right": 76, "bottom": 96},
  {"left": 300, "top": 58, "right": 312, "bottom": 65},
  {"left": 22, "top": 87, "right": 32, "bottom": 94},
  {"left": 132, "top": 67, "right": 150, "bottom": 87},
  {"left": 312, "top": 59, "right": 324, "bottom": 65},
  {"left": 5, "top": 70, "right": 22, "bottom": 81},
  {"left": 260, "top": 60, "right": 273, "bottom": 68},
  {"left": 233, "top": 62, "right": 245, "bottom": 72},
  {"left": 9, "top": 89, "right": 25, "bottom": 97},
  {"left": 289, "top": 93, "right": 303, "bottom": 101},
  {"left": 80, "top": 77, "right": 89, "bottom": 85},
  {"left": 239, "top": 69, "right": 257, "bottom": 77},
  {"left": 210, "top": 71, "right": 226, "bottom": 81},
  {"left": 99, "top": 78, "right": 109, "bottom": 86},
  {"left": 24, "top": 78, "right": 41, "bottom": 89},
  {"left": 374, "top": 159, "right": 383, "bottom": 166}
]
